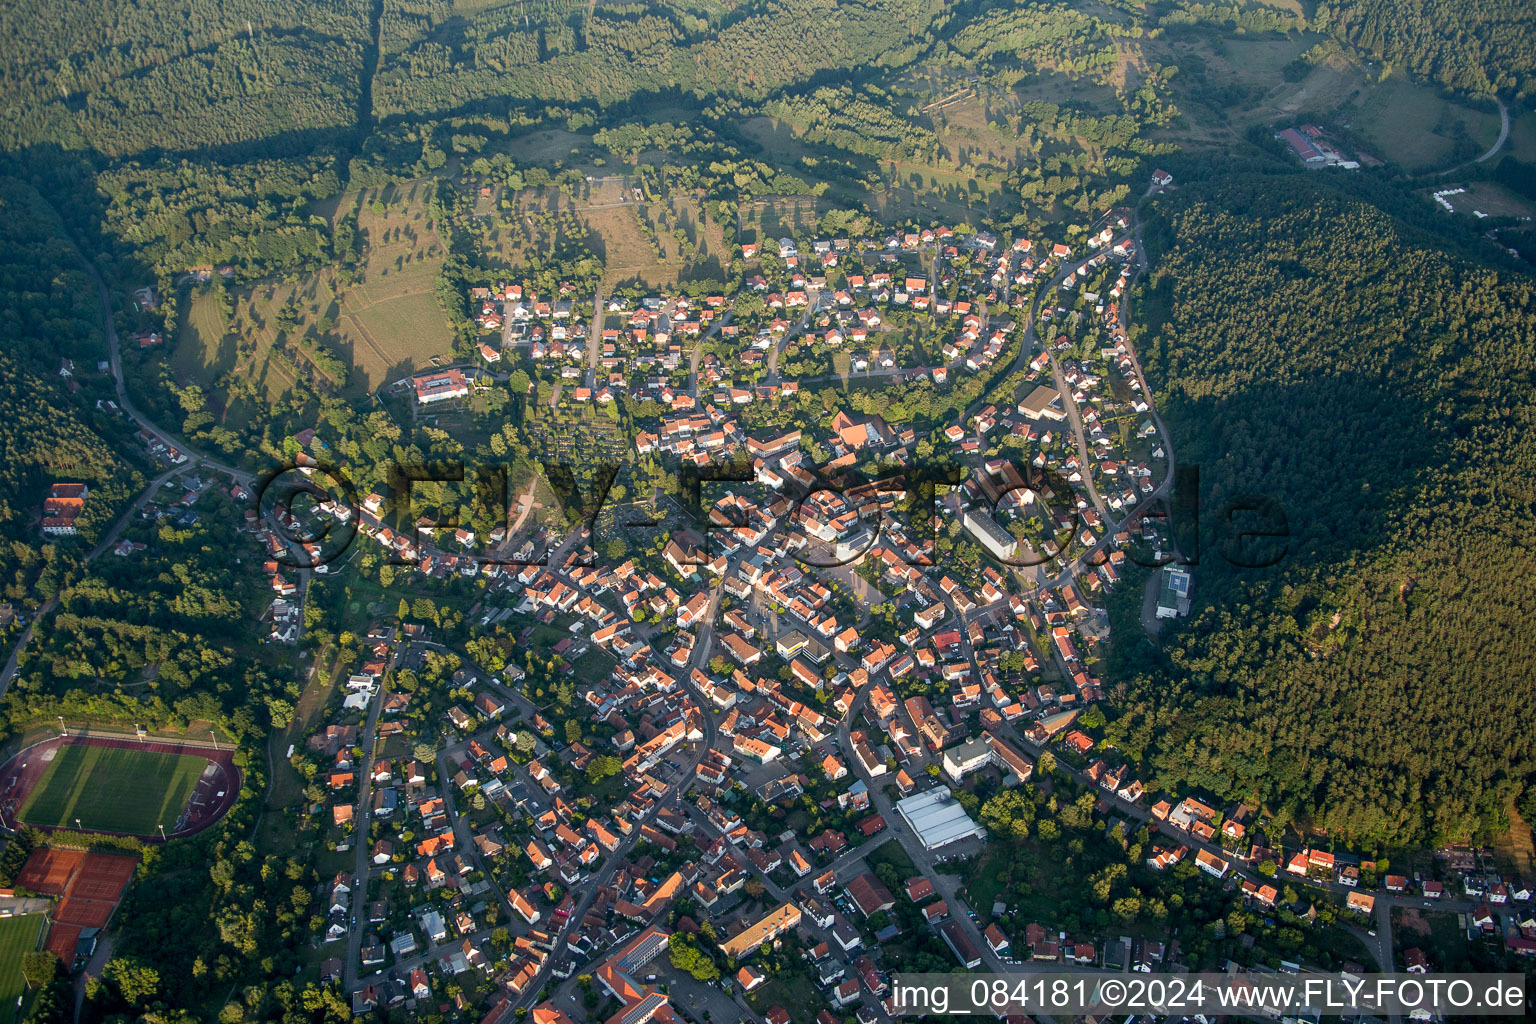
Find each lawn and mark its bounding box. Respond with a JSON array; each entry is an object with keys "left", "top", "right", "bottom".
[
  {"left": 1437, "top": 181, "right": 1536, "bottom": 220},
  {"left": 570, "top": 648, "right": 616, "bottom": 688},
  {"left": 865, "top": 837, "right": 917, "bottom": 878},
  {"left": 1508, "top": 109, "right": 1536, "bottom": 164},
  {"left": 0, "top": 915, "right": 43, "bottom": 1024},
  {"left": 744, "top": 967, "right": 832, "bottom": 1024},
  {"left": 18, "top": 744, "right": 208, "bottom": 835},
  {"left": 1392, "top": 907, "right": 1483, "bottom": 970}
]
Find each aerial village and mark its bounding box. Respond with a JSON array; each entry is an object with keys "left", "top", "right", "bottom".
[{"left": 252, "top": 206, "right": 1536, "bottom": 1024}]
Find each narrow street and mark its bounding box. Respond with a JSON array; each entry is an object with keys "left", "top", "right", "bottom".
[{"left": 343, "top": 685, "right": 387, "bottom": 991}]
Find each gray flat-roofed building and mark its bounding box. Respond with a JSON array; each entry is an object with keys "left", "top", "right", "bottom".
[
  {"left": 1156, "top": 565, "right": 1192, "bottom": 619},
  {"left": 941, "top": 737, "right": 993, "bottom": 783},
  {"left": 896, "top": 787, "right": 986, "bottom": 850},
  {"left": 962, "top": 509, "right": 1019, "bottom": 561}
]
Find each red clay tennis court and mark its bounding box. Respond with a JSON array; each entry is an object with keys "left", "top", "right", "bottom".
[
  {"left": 71, "top": 854, "right": 137, "bottom": 898},
  {"left": 14, "top": 847, "right": 84, "bottom": 895},
  {"left": 16, "top": 848, "right": 138, "bottom": 963},
  {"left": 44, "top": 923, "right": 81, "bottom": 963},
  {"left": 54, "top": 897, "right": 116, "bottom": 927}
]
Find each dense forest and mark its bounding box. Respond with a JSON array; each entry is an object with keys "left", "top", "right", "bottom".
[
  {"left": 371, "top": 0, "right": 952, "bottom": 117},
  {"left": 6, "top": 1, "right": 1532, "bottom": 164},
  {"left": 0, "top": 0, "right": 371, "bottom": 157},
  {"left": 1108, "top": 173, "right": 1536, "bottom": 848},
  {"left": 1321, "top": 0, "right": 1536, "bottom": 96}
]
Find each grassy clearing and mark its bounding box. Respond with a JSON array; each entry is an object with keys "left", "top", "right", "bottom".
[
  {"left": 171, "top": 287, "right": 249, "bottom": 426},
  {"left": 737, "top": 195, "right": 825, "bottom": 245},
  {"left": 171, "top": 287, "right": 234, "bottom": 381},
  {"left": 1436, "top": 181, "right": 1536, "bottom": 220},
  {"left": 1345, "top": 75, "right": 1499, "bottom": 171},
  {"left": 1507, "top": 109, "right": 1536, "bottom": 163},
  {"left": 1142, "top": 28, "right": 1496, "bottom": 171},
  {"left": 740, "top": 116, "right": 817, "bottom": 164},
  {"left": 0, "top": 915, "right": 43, "bottom": 1024},
  {"left": 18, "top": 744, "right": 207, "bottom": 835},
  {"left": 331, "top": 180, "right": 455, "bottom": 389},
  {"left": 171, "top": 180, "right": 454, "bottom": 407},
  {"left": 583, "top": 200, "right": 675, "bottom": 290},
  {"left": 240, "top": 180, "right": 452, "bottom": 400},
  {"left": 506, "top": 128, "right": 592, "bottom": 165},
  {"left": 1392, "top": 907, "right": 1478, "bottom": 970},
  {"left": 570, "top": 648, "right": 616, "bottom": 689},
  {"left": 930, "top": 90, "right": 1038, "bottom": 173},
  {"left": 1494, "top": 802, "right": 1535, "bottom": 875},
  {"left": 961, "top": 842, "right": 1084, "bottom": 925}
]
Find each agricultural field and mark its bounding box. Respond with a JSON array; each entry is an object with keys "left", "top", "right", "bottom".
[
  {"left": 0, "top": 915, "right": 43, "bottom": 1024},
  {"left": 170, "top": 287, "right": 247, "bottom": 423},
  {"left": 582, "top": 179, "right": 678, "bottom": 290},
  {"left": 17, "top": 744, "right": 208, "bottom": 835},
  {"left": 173, "top": 180, "right": 456, "bottom": 408}
]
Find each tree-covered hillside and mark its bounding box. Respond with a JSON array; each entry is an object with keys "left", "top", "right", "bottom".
[
  {"left": 1321, "top": 0, "right": 1536, "bottom": 95},
  {"left": 6, "top": 0, "right": 1533, "bottom": 163},
  {"left": 0, "top": 0, "right": 371, "bottom": 157},
  {"left": 0, "top": 180, "right": 141, "bottom": 597},
  {"left": 1109, "top": 174, "right": 1536, "bottom": 848}
]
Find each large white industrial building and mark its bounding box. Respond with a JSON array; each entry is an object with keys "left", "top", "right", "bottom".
[{"left": 896, "top": 787, "right": 987, "bottom": 850}]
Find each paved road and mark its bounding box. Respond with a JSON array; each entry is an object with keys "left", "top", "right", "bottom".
[
  {"left": 1479, "top": 97, "right": 1512, "bottom": 165},
  {"left": 765, "top": 306, "right": 814, "bottom": 381},
  {"left": 834, "top": 682, "right": 1010, "bottom": 972},
  {"left": 0, "top": 462, "right": 187, "bottom": 693},
  {"left": 585, "top": 287, "right": 604, "bottom": 386},
  {"left": 1427, "top": 96, "right": 1511, "bottom": 176},
  {"left": 343, "top": 684, "right": 387, "bottom": 990},
  {"left": 1036, "top": 218, "right": 1180, "bottom": 594},
  {"left": 77, "top": 246, "right": 252, "bottom": 487},
  {"left": 415, "top": 622, "right": 720, "bottom": 1024},
  {"left": 687, "top": 311, "right": 734, "bottom": 398},
  {"left": 1045, "top": 346, "right": 1109, "bottom": 519}
]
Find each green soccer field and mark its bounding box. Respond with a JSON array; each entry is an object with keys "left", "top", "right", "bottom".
[
  {"left": 0, "top": 914, "right": 44, "bottom": 1024},
  {"left": 17, "top": 745, "right": 208, "bottom": 835}
]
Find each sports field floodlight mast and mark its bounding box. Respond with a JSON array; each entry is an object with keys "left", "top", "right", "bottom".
[{"left": 57, "top": 716, "right": 64, "bottom": 736}]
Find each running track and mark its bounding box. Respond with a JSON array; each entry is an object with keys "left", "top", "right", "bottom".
[{"left": 0, "top": 734, "right": 241, "bottom": 841}]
